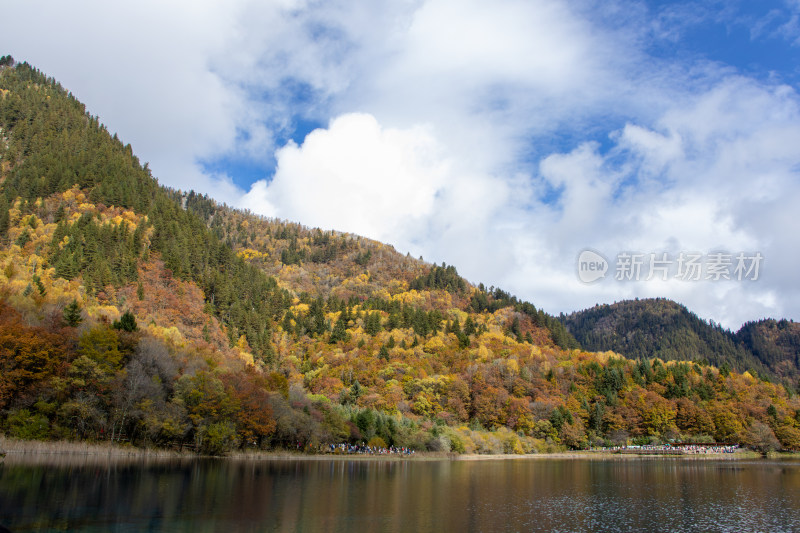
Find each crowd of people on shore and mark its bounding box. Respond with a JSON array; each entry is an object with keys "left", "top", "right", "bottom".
[
  {"left": 597, "top": 443, "right": 739, "bottom": 454},
  {"left": 324, "top": 443, "right": 416, "bottom": 456},
  {"left": 672, "top": 444, "right": 739, "bottom": 454}
]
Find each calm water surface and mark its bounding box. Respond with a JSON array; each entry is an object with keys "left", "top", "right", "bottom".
[{"left": 1, "top": 455, "right": 799, "bottom": 532}]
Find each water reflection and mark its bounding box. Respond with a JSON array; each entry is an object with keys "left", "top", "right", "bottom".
[{"left": 1, "top": 456, "right": 799, "bottom": 532}]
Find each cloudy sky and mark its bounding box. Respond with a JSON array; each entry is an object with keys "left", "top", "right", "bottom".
[{"left": 4, "top": 0, "right": 800, "bottom": 329}]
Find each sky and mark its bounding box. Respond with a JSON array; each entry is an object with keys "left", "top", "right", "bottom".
[{"left": 3, "top": 0, "right": 800, "bottom": 330}]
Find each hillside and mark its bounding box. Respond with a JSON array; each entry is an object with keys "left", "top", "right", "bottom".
[
  {"left": 737, "top": 319, "right": 800, "bottom": 380},
  {"left": 177, "top": 189, "right": 579, "bottom": 349},
  {"left": 562, "top": 299, "right": 800, "bottom": 381},
  {"left": 2, "top": 56, "right": 800, "bottom": 454}
]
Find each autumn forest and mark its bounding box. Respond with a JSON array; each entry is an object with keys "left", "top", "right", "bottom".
[{"left": 2, "top": 57, "right": 800, "bottom": 455}]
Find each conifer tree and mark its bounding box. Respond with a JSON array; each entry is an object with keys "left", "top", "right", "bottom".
[
  {"left": 63, "top": 299, "right": 83, "bottom": 327},
  {"left": 0, "top": 196, "right": 9, "bottom": 237},
  {"left": 113, "top": 310, "right": 138, "bottom": 332},
  {"left": 329, "top": 314, "right": 349, "bottom": 344},
  {"left": 364, "top": 311, "right": 382, "bottom": 336}
]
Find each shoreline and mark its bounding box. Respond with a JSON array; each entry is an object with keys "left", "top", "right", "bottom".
[{"left": 0, "top": 437, "right": 769, "bottom": 462}]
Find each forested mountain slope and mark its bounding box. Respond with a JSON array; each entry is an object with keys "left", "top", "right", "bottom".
[
  {"left": 178, "top": 189, "right": 579, "bottom": 349},
  {"left": 2, "top": 56, "right": 800, "bottom": 454},
  {"left": 563, "top": 299, "right": 800, "bottom": 381},
  {"left": 737, "top": 319, "right": 800, "bottom": 380}
]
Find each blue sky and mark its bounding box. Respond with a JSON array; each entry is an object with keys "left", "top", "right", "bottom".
[
  {"left": 645, "top": 1, "right": 798, "bottom": 70},
  {"left": 3, "top": 0, "right": 800, "bottom": 329}
]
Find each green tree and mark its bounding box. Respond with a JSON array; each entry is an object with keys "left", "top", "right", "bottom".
[
  {"left": 198, "top": 421, "right": 237, "bottom": 455},
  {"left": 0, "top": 196, "right": 9, "bottom": 237},
  {"left": 329, "top": 314, "right": 349, "bottom": 344},
  {"left": 113, "top": 310, "right": 138, "bottom": 332},
  {"left": 6, "top": 408, "right": 50, "bottom": 440},
  {"left": 32, "top": 274, "right": 46, "bottom": 296},
  {"left": 378, "top": 345, "right": 390, "bottom": 360},
  {"left": 78, "top": 326, "right": 123, "bottom": 371},
  {"left": 15, "top": 230, "right": 31, "bottom": 247},
  {"left": 63, "top": 299, "right": 83, "bottom": 327},
  {"left": 364, "top": 311, "right": 382, "bottom": 336}
]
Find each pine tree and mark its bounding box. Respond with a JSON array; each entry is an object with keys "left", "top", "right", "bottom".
[
  {"left": 0, "top": 196, "right": 9, "bottom": 237},
  {"left": 15, "top": 230, "right": 31, "bottom": 247},
  {"left": 364, "top": 311, "right": 382, "bottom": 336},
  {"left": 464, "top": 316, "right": 476, "bottom": 337},
  {"left": 329, "top": 314, "right": 349, "bottom": 344},
  {"left": 32, "top": 274, "right": 46, "bottom": 296},
  {"left": 63, "top": 299, "right": 83, "bottom": 327},
  {"left": 113, "top": 310, "right": 138, "bottom": 332}
]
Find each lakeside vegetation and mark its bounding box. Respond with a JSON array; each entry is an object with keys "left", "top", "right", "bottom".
[
  {"left": 0, "top": 436, "right": 766, "bottom": 463},
  {"left": 2, "top": 57, "right": 800, "bottom": 457}
]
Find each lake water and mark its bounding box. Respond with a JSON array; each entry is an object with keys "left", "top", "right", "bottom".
[{"left": 1, "top": 455, "right": 799, "bottom": 532}]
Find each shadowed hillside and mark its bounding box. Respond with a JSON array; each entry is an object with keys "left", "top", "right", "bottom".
[{"left": 737, "top": 319, "right": 800, "bottom": 380}]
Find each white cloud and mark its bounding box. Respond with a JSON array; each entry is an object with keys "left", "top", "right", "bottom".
[
  {"left": 2, "top": 0, "right": 254, "bottom": 203},
  {"left": 242, "top": 113, "right": 452, "bottom": 246},
  {"left": 516, "top": 76, "right": 800, "bottom": 328},
  {"left": 400, "top": 0, "right": 592, "bottom": 88}
]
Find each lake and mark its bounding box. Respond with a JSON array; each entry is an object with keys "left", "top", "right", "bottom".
[{"left": 1, "top": 455, "right": 799, "bottom": 532}]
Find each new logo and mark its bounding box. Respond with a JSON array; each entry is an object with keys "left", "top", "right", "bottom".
[{"left": 577, "top": 249, "right": 608, "bottom": 283}]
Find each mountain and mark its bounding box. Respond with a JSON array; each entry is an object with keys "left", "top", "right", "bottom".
[
  {"left": 562, "top": 298, "right": 800, "bottom": 381},
  {"left": 2, "top": 56, "right": 800, "bottom": 454}
]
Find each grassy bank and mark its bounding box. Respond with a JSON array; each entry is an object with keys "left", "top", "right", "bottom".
[{"left": 0, "top": 436, "right": 190, "bottom": 459}]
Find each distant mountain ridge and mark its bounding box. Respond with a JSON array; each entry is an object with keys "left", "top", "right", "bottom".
[{"left": 563, "top": 298, "right": 800, "bottom": 380}]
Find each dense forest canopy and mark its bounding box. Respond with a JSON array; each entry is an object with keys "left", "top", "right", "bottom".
[{"left": 2, "top": 57, "right": 800, "bottom": 455}]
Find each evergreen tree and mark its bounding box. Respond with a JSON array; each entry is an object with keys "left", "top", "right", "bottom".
[
  {"left": 308, "top": 298, "right": 327, "bottom": 336},
  {"left": 329, "top": 314, "right": 349, "bottom": 344},
  {"left": 113, "top": 310, "right": 138, "bottom": 332},
  {"left": 15, "top": 230, "right": 31, "bottom": 247},
  {"left": 0, "top": 196, "right": 9, "bottom": 237},
  {"left": 350, "top": 380, "right": 362, "bottom": 402},
  {"left": 378, "top": 345, "right": 389, "bottom": 360},
  {"left": 364, "top": 311, "right": 382, "bottom": 336},
  {"left": 32, "top": 274, "right": 46, "bottom": 296},
  {"left": 464, "top": 316, "right": 476, "bottom": 337},
  {"left": 63, "top": 299, "right": 83, "bottom": 327}
]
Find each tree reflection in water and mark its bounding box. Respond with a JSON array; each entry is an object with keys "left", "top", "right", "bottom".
[{"left": 1, "top": 456, "right": 800, "bottom": 532}]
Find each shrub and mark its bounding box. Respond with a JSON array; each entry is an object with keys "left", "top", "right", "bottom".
[
  {"left": 367, "top": 436, "right": 387, "bottom": 449},
  {"left": 6, "top": 409, "right": 50, "bottom": 440}
]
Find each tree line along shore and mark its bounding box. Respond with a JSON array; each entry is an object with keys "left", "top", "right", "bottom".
[{"left": 0, "top": 436, "right": 771, "bottom": 462}]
